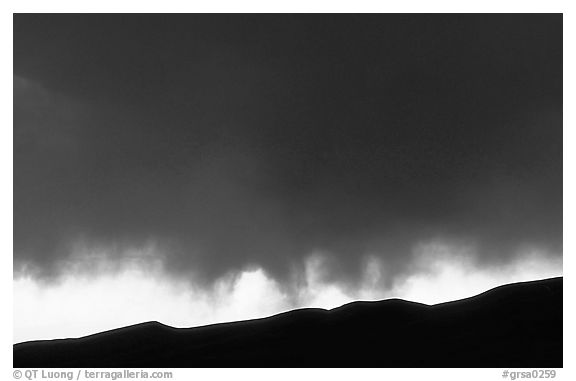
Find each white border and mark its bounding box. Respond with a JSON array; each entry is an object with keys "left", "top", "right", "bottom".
[
  {"left": 3, "top": 0, "right": 569, "bottom": 14},
  {"left": 3, "top": 3, "right": 572, "bottom": 381}
]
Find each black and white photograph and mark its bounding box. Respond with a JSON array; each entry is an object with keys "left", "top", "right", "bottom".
[{"left": 11, "top": 10, "right": 565, "bottom": 376}]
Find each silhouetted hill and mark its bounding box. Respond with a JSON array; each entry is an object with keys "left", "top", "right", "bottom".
[{"left": 14, "top": 277, "right": 562, "bottom": 367}]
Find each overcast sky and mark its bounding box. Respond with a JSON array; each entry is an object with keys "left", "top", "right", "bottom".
[{"left": 13, "top": 14, "right": 562, "bottom": 342}]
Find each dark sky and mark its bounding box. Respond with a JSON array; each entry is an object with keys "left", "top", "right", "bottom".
[{"left": 14, "top": 14, "right": 562, "bottom": 290}]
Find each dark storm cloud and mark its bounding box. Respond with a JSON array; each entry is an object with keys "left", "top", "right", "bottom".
[{"left": 14, "top": 14, "right": 562, "bottom": 287}]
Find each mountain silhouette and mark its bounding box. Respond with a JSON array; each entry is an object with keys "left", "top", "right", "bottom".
[{"left": 14, "top": 277, "right": 562, "bottom": 367}]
